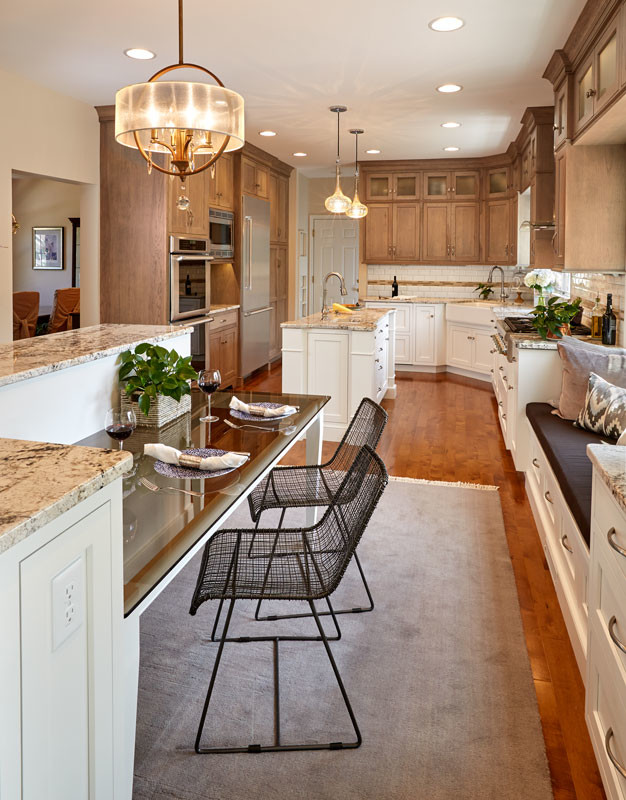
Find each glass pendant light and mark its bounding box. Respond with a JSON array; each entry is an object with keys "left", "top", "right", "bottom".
[
  {"left": 324, "top": 106, "right": 351, "bottom": 214},
  {"left": 346, "top": 129, "right": 368, "bottom": 219}
]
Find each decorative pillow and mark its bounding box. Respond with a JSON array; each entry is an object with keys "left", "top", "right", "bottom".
[
  {"left": 556, "top": 337, "right": 626, "bottom": 420},
  {"left": 576, "top": 372, "right": 626, "bottom": 439}
]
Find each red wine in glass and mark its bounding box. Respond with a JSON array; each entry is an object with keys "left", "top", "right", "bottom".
[
  {"left": 105, "top": 408, "right": 137, "bottom": 450},
  {"left": 198, "top": 369, "right": 221, "bottom": 422}
]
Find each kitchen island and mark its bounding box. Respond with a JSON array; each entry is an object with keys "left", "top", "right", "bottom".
[{"left": 281, "top": 308, "right": 396, "bottom": 441}]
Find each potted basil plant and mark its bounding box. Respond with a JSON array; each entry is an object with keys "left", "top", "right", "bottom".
[
  {"left": 529, "top": 296, "right": 582, "bottom": 340},
  {"left": 118, "top": 343, "right": 198, "bottom": 427}
]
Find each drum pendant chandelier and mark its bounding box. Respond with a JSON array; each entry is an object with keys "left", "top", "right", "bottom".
[
  {"left": 115, "top": 0, "right": 244, "bottom": 201},
  {"left": 324, "top": 106, "right": 352, "bottom": 214}
]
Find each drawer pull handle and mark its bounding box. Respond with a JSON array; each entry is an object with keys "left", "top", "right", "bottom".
[
  {"left": 544, "top": 490, "right": 553, "bottom": 504},
  {"left": 532, "top": 458, "right": 540, "bottom": 468},
  {"left": 605, "top": 728, "right": 626, "bottom": 779},
  {"left": 560, "top": 534, "right": 573, "bottom": 554},
  {"left": 608, "top": 616, "right": 626, "bottom": 655},
  {"left": 608, "top": 528, "right": 626, "bottom": 559}
]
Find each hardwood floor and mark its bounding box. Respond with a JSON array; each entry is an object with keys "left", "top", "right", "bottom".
[{"left": 244, "top": 363, "right": 606, "bottom": 800}]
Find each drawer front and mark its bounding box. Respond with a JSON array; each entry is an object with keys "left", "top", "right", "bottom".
[
  {"left": 587, "top": 628, "right": 626, "bottom": 800},
  {"left": 528, "top": 433, "right": 543, "bottom": 491},
  {"left": 591, "top": 542, "right": 626, "bottom": 683},
  {"left": 210, "top": 309, "right": 238, "bottom": 330},
  {"left": 593, "top": 473, "right": 626, "bottom": 586}
]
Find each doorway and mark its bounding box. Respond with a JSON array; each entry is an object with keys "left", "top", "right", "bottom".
[{"left": 309, "top": 216, "right": 359, "bottom": 314}]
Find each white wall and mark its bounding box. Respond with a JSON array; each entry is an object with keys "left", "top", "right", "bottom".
[
  {"left": 0, "top": 67, "right": 99, "bottom": 342},
  {"left": 12, "top": 176, "right": 81, "bottom": 308}
]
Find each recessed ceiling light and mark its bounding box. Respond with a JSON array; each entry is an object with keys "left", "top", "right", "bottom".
[
  {"left": 437, "top": 83, "right": 463, "bottom": 93},
  {"left": 441, "top": 121, "right": 461, "bottom": 128},
  {"left": 366, "top": 149, "right": 381, "bottom": 154},
  {"left": 259, "top": 130, "right": 276, "bottom": 137},
  {"left": 293, "top": 152, "right": 307, "bottom": 157},
  {"left": 443, "top": 146, "right": 460, "bottom": 152},
  {"left": 124, "top": 48, "right": 156, "bottom": 60},
  {"left": 429, "top": 16, "right": 465, "bottom": 32}
]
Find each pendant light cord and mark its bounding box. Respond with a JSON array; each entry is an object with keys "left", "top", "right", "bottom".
[
  {"left": 354, "top": 132, "right": 359, "bottom": 183},
  {"left": 178, "top": 0, "right": 184, "bottom": 65},
  {"left": 336, "top": 111, "right": 340, "bottom": 165}
]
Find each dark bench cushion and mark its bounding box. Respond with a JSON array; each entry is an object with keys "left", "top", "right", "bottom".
[{"left": 526, "top": 402, "right": 611, "bottom": 547}]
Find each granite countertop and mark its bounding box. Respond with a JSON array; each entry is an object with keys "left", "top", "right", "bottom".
[
  {"left": 210, "top": 304, "right": 240, "bottom": 314},
  {"left": 587, "top": 443, "right": 626, "bottom": 516},
  {"left": 0, "top": 324, "right": 193, "bottom": 389},
  {"left": 0, "top": 439, "right": 132, "bottom": 554},
  {"left": 282, "top": 308, "right": 393, "bottom": 332}
]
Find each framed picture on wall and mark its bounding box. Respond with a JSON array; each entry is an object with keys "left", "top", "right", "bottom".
[{"left": 32, "top": 226, "right": 64, "bottom": 270}]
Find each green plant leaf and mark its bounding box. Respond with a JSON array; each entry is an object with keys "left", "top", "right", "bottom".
[
  {"left": 138, "top": 393, "right": 151, "bottom": 416},
  {"left": 118, "top": 362, "right": 134, "bottom": 381},
  {"left": 135, "top": 342, "right": 149, "bottom": 355}
]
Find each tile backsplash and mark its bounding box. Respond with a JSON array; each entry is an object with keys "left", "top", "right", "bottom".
[
  {"left": 366, "top": 265, "right": 532, "bottom": 301},
  {"left": 571, "top": 273, "right": 625, "bottom": 326}
]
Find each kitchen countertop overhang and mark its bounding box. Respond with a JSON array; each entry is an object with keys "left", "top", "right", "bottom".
[{"left": 282, "top": 308, "right": 394, "bottom": 332}]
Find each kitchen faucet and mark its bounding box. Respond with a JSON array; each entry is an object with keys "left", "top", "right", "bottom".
[
  {"left": 487, "top": 265, "right": 507, "bottom": 303},
  {"left": 321, "top": 272, "right": 348, "bottom": 318}
]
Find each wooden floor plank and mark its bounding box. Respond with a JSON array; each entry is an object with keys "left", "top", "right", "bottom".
[{"left": 242, "top": 364, "right": 605, "bottom": 800}]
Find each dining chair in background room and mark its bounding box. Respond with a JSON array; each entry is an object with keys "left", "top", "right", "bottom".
[
  {"left": 47, "top": 287, "right": 80, "bottom": 334},
  {"left": 12, "top": 291, "right": 39, "bottom": 340},
  {"left": 189, "top": 444, "right": 389, "bottom": 754}
]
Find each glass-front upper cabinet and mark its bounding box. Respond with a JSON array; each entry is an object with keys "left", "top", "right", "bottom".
[
  {"left": 595, "top": 22, "right": 619, "bottom": 113},
  {"left": 365, "top": 174, "right": 392, "bottom": 201},
  {"left": 452, "top": 171, "right": 479, "bottom": 200},
  {"left": 575, "top": 58, "right": 595, "bottom": 132},
  {"left": 553, "top": 81, "right": 568, "bottom": 149},
  {"left": 393, "top": 173, "right": 420, "bottom": 200},
  {"left": 487, "top": 167, "right": 510, "bottom": 198},
  {"left": 423, "top": 173, "right": 449, "bottom": 199}
]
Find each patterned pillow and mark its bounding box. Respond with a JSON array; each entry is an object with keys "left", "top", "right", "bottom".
[{"left": 577, "top": 372, "right": 626, "bottom": 439}]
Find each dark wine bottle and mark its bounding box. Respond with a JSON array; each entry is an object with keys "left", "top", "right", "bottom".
[
  {"left": 185, "top": 274, "right": 192, "bottom": 296},
  {"left": 392, "top": 275, "right": 399, "bottom": 297},
  {"left": 602, "top": 293, "right": 617, "bottom": 345}
]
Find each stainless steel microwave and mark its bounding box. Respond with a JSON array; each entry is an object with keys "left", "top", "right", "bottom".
[
  {"left": 208, "top": 208, "right": 234, "bottom": 259},
  {"left": 169, "top": 235, "right": 212, "bottom": 322}
]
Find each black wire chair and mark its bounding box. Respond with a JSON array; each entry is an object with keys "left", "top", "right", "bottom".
[
  {"left": 245, "top": 397, "right": 388, "bottom": 626},
  {"left": 189, "top": 444, "right": 388, "bottom": 754}
]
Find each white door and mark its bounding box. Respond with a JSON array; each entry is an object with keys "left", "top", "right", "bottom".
[
  {"left": 311, "top": 217, "right": 359, "bottom": 313},
  {"left": 473, "top": 331, "right": 495, "bottom": 374},
  {"left": 447, "top": 324, "right": 473, "bottom": 368},
  {"left": 414, "top": 306, "right": 436, "bottom": 364}
]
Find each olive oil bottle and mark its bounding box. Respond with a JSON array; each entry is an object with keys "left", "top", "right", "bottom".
[{"left": 590, "top": 296, "right": 603, "bottom": 339}]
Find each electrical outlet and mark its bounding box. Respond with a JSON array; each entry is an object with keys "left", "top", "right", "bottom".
[{"left": 51, "top": 556, "right": 84, "bottom": 651}]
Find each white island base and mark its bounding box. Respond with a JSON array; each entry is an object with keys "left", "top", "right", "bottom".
[{"left": 281, "top": 308, "right": 396, "bottom": 441}]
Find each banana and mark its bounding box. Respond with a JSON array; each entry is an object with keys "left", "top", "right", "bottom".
[{"left": 332, "top": 302, "right": 354, "bottom": 314}]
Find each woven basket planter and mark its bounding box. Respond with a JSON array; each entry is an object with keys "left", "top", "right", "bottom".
[{"left": 121, "top": 389, "right": 191, "bottom": 428}]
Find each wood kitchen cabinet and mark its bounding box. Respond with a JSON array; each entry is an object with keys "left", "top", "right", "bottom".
[
  {"left": 242, "top": 156, "right": 269, "bottom": 198},
  {"left": 423, "top": 171, "right": 480, "bottom": 200},
  {"left": 208, "top": 311, "right": 238, "bottom": 387},
  {"left": 422, "top": 202, "right": 479, "bottom": 262},
  {"left": 553, "top": 80, "right": 568, "bottom": 150},
  {"left": 574, "top": 14, "right": 621, "bottom": 134},
  {"left": 207, "top": 153, "right": 233, "bottom": 210},
  {"left": 365, "top": 172, "right": 420, "bottom": 201},
  {"left": 270, "top": 172, "right": 288, "bottom": 243},
  {"left": 486, "top": 167, "right": 511, "bottom": 197},
  {"left": 364, "top": 202, "right": 419, "bottom": 262},
  {"left": 269, "top": 244, "right": 288, "bottom": 360},
  {"left": 485, "top": 199, "right": 513, "bottom": 263},
  {"left": 168, "top": 173, "right": 208, "bottom": 236},
  {"left": 553, "top": 148, "right": 566, "bottom": 266}
]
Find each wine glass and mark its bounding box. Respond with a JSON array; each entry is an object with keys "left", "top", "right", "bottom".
[
  {"left": 105, "top": 408, "right": 137, "bottom": 450},
  {"left": 198, "top": 369, "right": 221, "bottom": 422}
]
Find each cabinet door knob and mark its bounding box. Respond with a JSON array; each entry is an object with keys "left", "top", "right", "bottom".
[
  {"left": 585, "top": 89, "right": 596, "bottom": 98},
  {"left": 532, "top": 458, "right": 540, "bottom": 468},
  {"left": 544, "top": 490, "right": 553, "bottom": 504}
]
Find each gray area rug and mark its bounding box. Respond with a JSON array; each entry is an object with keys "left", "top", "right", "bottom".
[{"left": 133, "top": 478, "right": 553, "bottom": 800}]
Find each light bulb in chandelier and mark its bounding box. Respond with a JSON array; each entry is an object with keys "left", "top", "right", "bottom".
[
  {"left": 325, "top": 167, "right": 352, "bottom": 214},
  {"left": 346, "top": 128, "right": 368, "bottom": 219}
]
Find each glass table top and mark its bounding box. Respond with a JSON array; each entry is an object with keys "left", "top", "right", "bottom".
[{"left": 76, "top": 389, "right": 329, "bottom": 616}]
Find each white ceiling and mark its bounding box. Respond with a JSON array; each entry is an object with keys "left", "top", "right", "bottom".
[{"left": 0, "top": 0, "right": 586, "bottom": 176}]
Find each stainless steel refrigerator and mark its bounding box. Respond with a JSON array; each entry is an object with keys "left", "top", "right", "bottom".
[{"left": 240, "top": 195, "right": 271, "bottom": 377}]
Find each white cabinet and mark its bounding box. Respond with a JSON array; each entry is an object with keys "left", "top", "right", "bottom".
[
  {"left": 0, "top": 481, "right": 125, "bottom": 800},
  {"left": 587, "top": 469, "right": 626, "bottom": 800},
  {"left": 446, "top": 322, "right": 495, "bottom": 375},
  {"left": 282, "top": 310, "right": 396, "bottom": 441},
  {"left": 364, "top": 302, "right": 444, "bottom": 367},
  {"left": 414, "top": 306, "right": 436, "bottom": 364}
]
